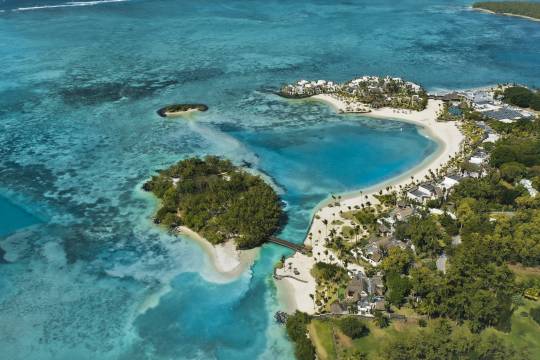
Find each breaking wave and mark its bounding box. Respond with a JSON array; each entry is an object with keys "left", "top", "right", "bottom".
[{"left": 13, "top": 0, "right": 130, "bottom": 12}]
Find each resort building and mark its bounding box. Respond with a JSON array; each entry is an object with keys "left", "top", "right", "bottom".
[
  {"left": 440, "top": 174, "right": 462, "bottom": 190},
  {"left": 279, "top": 76, "right": 427, "bottom": 110},
  {"left": 481, "top": 108, "right": 526, "bottom": 123},
  {"left": 407, "top": 182, "right": 439, "bottom": 203},
  {"left": 469, "top": 150, "right": 489, "bottom": 165},
  {"left": 346, "top": 277, "right": 369, "bottom": 302},
  {"left": 519, "top": 179, "right": 538, "bottom": 197}
]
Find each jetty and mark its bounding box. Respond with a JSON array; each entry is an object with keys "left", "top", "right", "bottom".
[{"left": 268, "top": 236, "right": 308, "bottom": 254}]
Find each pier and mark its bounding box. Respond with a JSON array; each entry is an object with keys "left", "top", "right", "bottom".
[{"left": 268, "top": 236, "right": 308, "bottom": 254}]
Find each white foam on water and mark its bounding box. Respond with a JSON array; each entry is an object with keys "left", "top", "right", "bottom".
[
  {"left": 188, "top": 121, "right": 260, "bottom": 165},
  {"left": 13, "top": 0, "right": 129, "bottom": 12},
  {"left": 187, "top": 120, "right": 287, "bottom": 194},
  {"left": 136, "top": 283, "right": 172, "bottom": 315}
]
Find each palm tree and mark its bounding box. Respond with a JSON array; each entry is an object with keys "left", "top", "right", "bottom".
[
  {"left": 354, "top": 224, "right": 361, "bottom": 244},
  {"left": 329, "top": 228, "right": 337, "bottom": 239}
]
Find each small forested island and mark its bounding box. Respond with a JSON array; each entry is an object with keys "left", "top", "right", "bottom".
[
  {"left": 143, "top": 156, "right": 284, "bottom": 250},
  {"left": 473, "top": 2, "right": 540, "bottom": 21},
  {"left": 279, "top": 76, "right": 428, "bottom": 111},
  {"left": 156, "top": 103, "right": 208, "bottom": 117}
]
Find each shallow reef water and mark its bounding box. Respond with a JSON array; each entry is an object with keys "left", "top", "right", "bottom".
[{"left": 1, "top": 0, "right": 539, "bottom": 359}]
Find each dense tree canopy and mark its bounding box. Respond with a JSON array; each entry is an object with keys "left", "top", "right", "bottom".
[
  {"left": 144, "top": 156, "right": 284, "bottom": 249},
  {"left": 381, "top": 319, "right": 528, "bottom": 360},
  {"left": 490, "top": 137, "right": 540, "bottom": 168},
  {"left": 502, "top": 86, "right": 540, "bottom": 108},
  {"left": 286, "top": 311, "right": 315, "bottom": 360},
  {"left": 395, "top": 215, "right": 450, "bottom": 256},
  {"left": 312, "top": 262, "right": 349, "bottom": 282},
  {"left": 380, "top": 247, "right": 415, "bottom": 275},
  {"left": 409, "top": 237, "right": 515, "bottom": 332},
  {"left": 385, "top": 272, "right": 411, "bottom": 307}
]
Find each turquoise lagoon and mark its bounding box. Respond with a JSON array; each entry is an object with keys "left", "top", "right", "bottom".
[{"left": 1, "top": 0, "right": 539, "bottom": 359}]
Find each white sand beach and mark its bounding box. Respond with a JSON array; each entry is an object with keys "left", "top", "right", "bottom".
[
  {"left": 275, "top": 252, "right": 317, "bottom": 314},
  {"left": 275, "top": 95, "right": 465, "bottom": 314},
  {"left": 177, "top": 226, "right": 259, "bottom": 281},
  {"left": 472, "top": 7, "right": 540, "bottom": 23}
]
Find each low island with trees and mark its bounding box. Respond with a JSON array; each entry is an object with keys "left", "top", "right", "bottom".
[
  {"left": 473, "top": 2, "right": 540, "bottom": 21},
  {"left": 143, "top": 156, "right": 284, "bottom": 250},
  {"left": 156, "top": 103, "right": 209, "bottom": 118}
]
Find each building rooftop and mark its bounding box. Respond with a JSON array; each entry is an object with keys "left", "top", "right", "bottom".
[
  {"left": 421, "top": 182, "right": 436, "bottom": 190},
  {"left": 396, "top": 206, "right": 414, "bottom": 219},
  {"left": 330, "top": 301, "right": 348, "bottom": 314},
  {"left": 437, "top": 92, "right": 462, "bottom": 101},
  {"left": 446, "top": 174, "right": 462, "bottom": 181},
  {"left": 408, "top": 188, "right": 426, "bottom": 198},
  {"left": 483, "top": 108, "right": 524, "bottom": 121}
]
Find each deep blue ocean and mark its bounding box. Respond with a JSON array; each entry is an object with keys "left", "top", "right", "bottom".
[{"left": 1, "top": 1, "right": 539, "bottom": 359}]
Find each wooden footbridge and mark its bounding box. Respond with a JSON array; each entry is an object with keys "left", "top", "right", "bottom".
[{"left": 268, "top": 236, "right": 308, "bottom": 254}]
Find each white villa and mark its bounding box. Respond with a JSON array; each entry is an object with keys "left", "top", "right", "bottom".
[{"left": 519, "top": 179, "right": 538, "bottom": 197}]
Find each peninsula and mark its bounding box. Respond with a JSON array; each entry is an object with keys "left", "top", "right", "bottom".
[
  {"left": 156, "top": 103, "right": 208, "bottom": 117},
  {"left": 473, "top": 1, "right": 540, "bottom": 22},
  {"left": 143, "top": 156, "right": 284, "bottom": 275},
  {"left": 279, "top": 76, "right": 428, "bottom": 112}
]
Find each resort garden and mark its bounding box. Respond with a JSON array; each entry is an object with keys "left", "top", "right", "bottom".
[{"left": 285, "top": 109, "right": 540, "bottom": 359}]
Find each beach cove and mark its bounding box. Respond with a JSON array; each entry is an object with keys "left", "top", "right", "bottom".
[{"left": 274, "top": 97, "right": 465, "bottom": 313}]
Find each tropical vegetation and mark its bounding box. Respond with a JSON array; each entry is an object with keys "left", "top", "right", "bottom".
[
  {"left": 144, "top": 156, "right": 284, "bottom": 249},
  {"left": 286, "top": 109, "right": 540, "bottom": 359},
  {"left": 500, "top": 86, "right": 540, "bottom": 110}
]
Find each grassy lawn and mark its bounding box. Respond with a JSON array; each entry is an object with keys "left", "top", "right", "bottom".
[
  {"left": 482, "top": 262, "right": 540, "bottom": 358},
  {"left": 485, "top": 299, "right": 540, "bottom": 358},
  {"left": 351, "top": 320, "right": 418, "bottom": 357},
  {"left": 309, "top": 320, "right": 337, "bottom": 360},
  {"left": 509, "top": 263, "right": 540, "bottom": 282},
  {"left": 309, "top": 266, "right": 540, "bottom": 359},
  {"left": 341, "top": 225, "right": 353, "bottom": 239},
  {"left": 310, "top": 317, "right": 419, "bottom": 359}
]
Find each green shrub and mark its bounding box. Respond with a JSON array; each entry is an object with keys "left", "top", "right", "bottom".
[
  {"left": 500, "top": 161, "right": 527, "bottom": 182},
  {"left": 338, "top": 317, "right": 369, "bottom": 339},
  {"left": 531, "top": 306, "right": 540, "bottom": 325}
]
